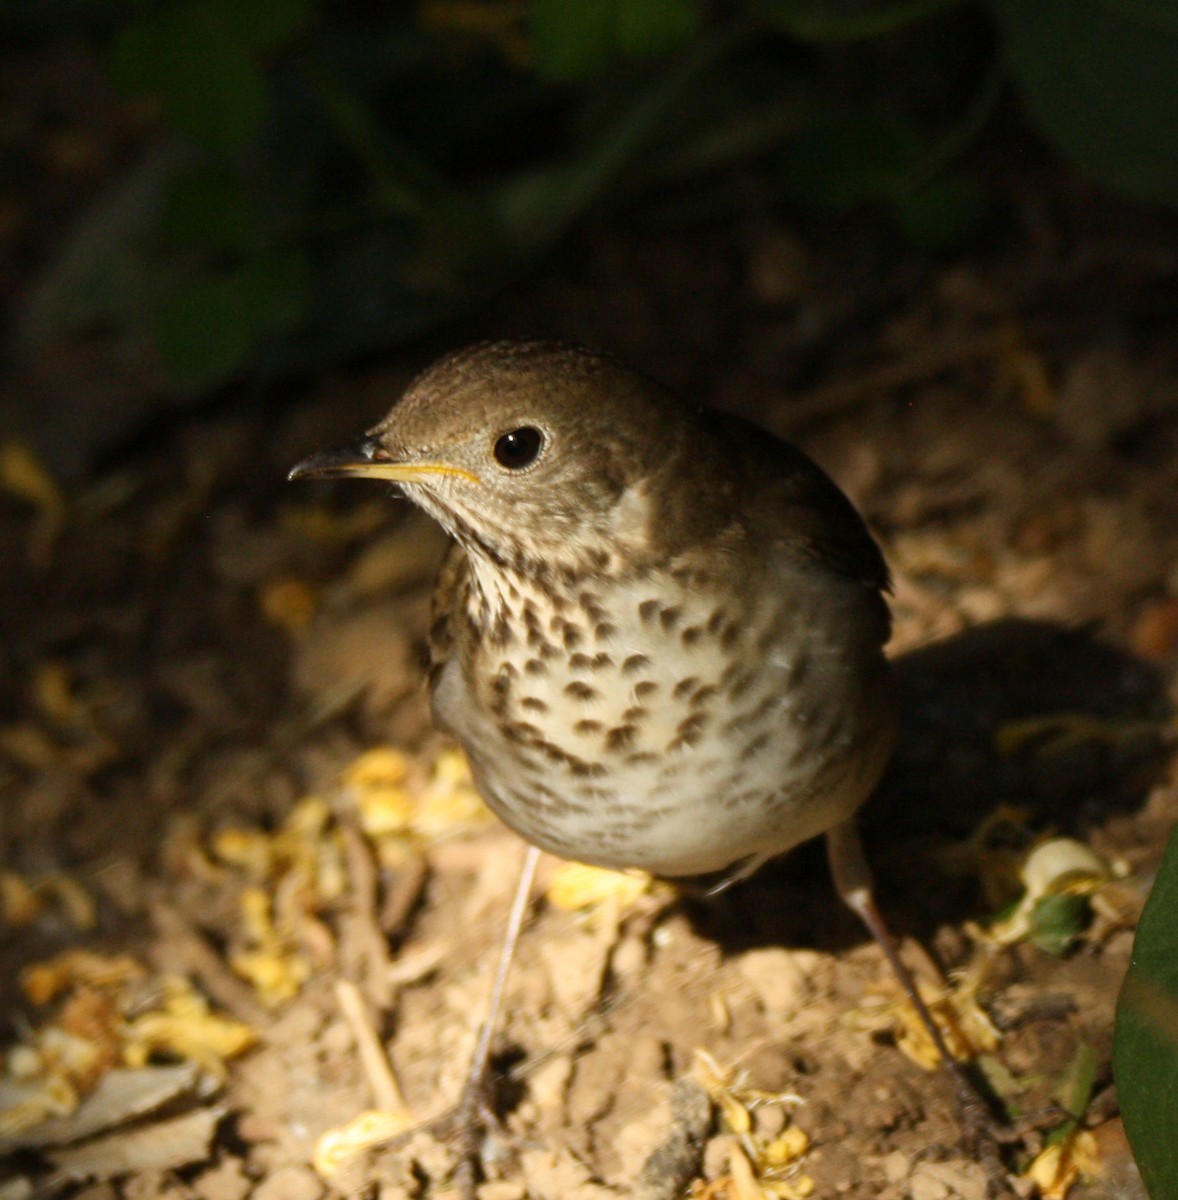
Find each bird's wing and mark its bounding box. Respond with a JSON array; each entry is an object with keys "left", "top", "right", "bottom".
[{"left": 712, "top": 412, "right": 892, "bottom": 644}]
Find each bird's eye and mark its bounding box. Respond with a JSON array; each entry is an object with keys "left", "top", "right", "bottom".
[{"left": 493, "top": 426, "right": 544, "bottom": 470}]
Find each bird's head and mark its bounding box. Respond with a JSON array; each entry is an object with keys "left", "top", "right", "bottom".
[{"left": 290, "top": 341, "right": 693, "bottom": 578}]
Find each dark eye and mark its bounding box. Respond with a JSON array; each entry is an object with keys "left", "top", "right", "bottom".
[{"left": 493, "top": 426, "right": 544, "bottom": 470}]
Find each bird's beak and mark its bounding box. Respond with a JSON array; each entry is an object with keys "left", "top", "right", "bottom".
[{"left": 288, "top": 436, "right": 480, "bottom": 485}]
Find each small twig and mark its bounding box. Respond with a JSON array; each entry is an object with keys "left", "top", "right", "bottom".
[
  {"left": 148, "top": 897, "right": 270, "bottom": 1028},
  {"left": 334, "top": 977, "right": 407, "bottom": 1115},
  {"left": 338, "top": 818, "right": 393, "bottom": 1012}
]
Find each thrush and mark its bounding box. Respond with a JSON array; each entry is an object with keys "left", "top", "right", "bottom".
[{"left": 291, "top": 340, "right": 998, "bottom": 1188}]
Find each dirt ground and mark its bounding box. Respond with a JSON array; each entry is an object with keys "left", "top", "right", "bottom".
[{"left": 3, "top": 62, "right": 1178, "bottom": 1200}]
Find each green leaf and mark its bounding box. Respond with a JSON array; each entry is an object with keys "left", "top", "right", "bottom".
[
  {"left": 155, "top": 271, "right": 258, "bottom": 387},
  {"left": 153, "top": 249, "right": 310, "bottom": 387},
  {"left": 1028, "top": 892, "right": 1090, "bottom": 957},
  {"left": 1114, "top": 824, "right": 1178, "bottom": 1199},
  {"left": 230, "top": 0, "right": 315, "bottom": 50},
  {"left": 781, "top": 110, "right": 923, "bottom": 210},
  {"left": 110, "top": 3, "right": 267, "bottom": 153},
  {"left": 892, "top": 174, "right": 987, "bottom": 250},
  {"left": 162, "top": 168, "right": 255, "bottom": 251},
  {"left": 616, "top": 0, "right": 699, "bottom": 57},
  {"left": 238, "top": 250, "right": 310, "bottom": 332},
  {"left": 754, "top": 0, "right": 963, "bottom": 42},
  {"left": 989, "top": 0, "right": 1178, "bottom": 206},
  {"left": 530, "top": 0, "right": 697, "bottom": 79},
  {"left": 530, "top": 0, "right": 617, "bottom": 79}
]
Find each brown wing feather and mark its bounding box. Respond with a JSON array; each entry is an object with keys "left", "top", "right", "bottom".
[{"left": 711, "top": 412, "right": 892, "bottom": 643}]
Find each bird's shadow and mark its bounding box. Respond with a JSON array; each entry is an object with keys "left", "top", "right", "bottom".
[{"left": 681, "top": 618, "right": 1171, "bottom": 956}]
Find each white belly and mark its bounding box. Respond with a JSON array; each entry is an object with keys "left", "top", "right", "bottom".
[{"left": 433, "top": 567, "right": 893, "bottom": 878}]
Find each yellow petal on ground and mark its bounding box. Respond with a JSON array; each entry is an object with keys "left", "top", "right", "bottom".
[
  {"left": 32, "top": 662, "right": 86, "bottom": 726},
  {"left": 258, "top": 576, "right": 319, "bottom": 634},
  {"left": 0, "top": 721, "right": 60, "bottom": 769},
  {"left": 229, "top": 948, "right": 309, "bottom": 1006},
  {"left": 431, "top": 746, "right": 473, "bottom": 786},
  {"left": 284, "top": 794, "right": 334, "bottom": 837},
  {"left": 0, "top": 440, "right": 66, "bottom": 517},
  {"left": 848, "top": 976, "right": 1001, "bottom": 1069},
  {"left": 763, "top": 1125, "right": 810, "bottom": 1167},
  {"left": 409, "top": 771, "right": 490, "bottom": 841},
  {"left": 123, "top": 981, "right": 255, "bottom": 1077},
  {"left": 982, "top": 837, "right": 1113, "bottom": 948},
  {"left": 211, "top": 828, "right": 275, "bottom": 878},
  {"left": 354, "top": 785, "right": 415, "bottom": 837},
  {"left": 36, "top": 874, "right": 97, "bottom": 931},
  {"left": 20, "top": 951, "right": 145, "bottom": 1006},
  {"left": 343, "top": 746, "right": 412, "bottom": 789},
  {"left": 546, "top": 862, "right": 653, "bottom": 911},
  {"left": 1, "top": 872, "right": 42, "bottom": 927},
  {"left": 341, "top": 744, "right": 492, "bottom": 850},
  {"left": 1025, "top": 1130, "right": 1100, "bottom": 1200},
  {"left": 313, "top": 1108, "right": 416, "bottom": 1177}
]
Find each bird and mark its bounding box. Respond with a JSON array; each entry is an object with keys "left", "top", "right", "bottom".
[{"left": 290, "top": 339, "right": 994, "bottom": 1189}]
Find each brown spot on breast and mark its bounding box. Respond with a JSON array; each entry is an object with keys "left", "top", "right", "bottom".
[
  {"left": 622, "top": 654, "right": 651, "bottom": 675},
  {"left": 658, "top": 606, "right": 682, "bottom": 632},
  {"left": 605, "top": 724, "right": 638, "bottom": 751},
  {"left": 720, "top": 622, "right": 742, "bottom": 652},
  {"left": 565, "top": 681, "right": 599, "bottom": 702},
  {"left": 572, "top": 651, "right": 614, "bottom": 671},
  {"left": 504, "top": 720, "right": 541, "bottom": 743},
  {"left": 520, "top": 697, "right": 549, "bottom": 713},
  {"left": 575, "top": 719, "right": 604, "bottom": 735},
  {"left": 489, "top": 612, "right": 513, "bottom": 646},
  {"left": 638, "top": 599, "right": 660, "bottom": 624},
  {"left": 621, "top": 705, "right": 648, "bottom": 722},
  {"left": 668, "top": 712, "right": 710, "bottom": 751},
  {"left": 579, "top": 592, "right": 607, "bottom": 623},
  {"left": 673, "top": 676, "right": 700, "bottom": 700},
  {"left": 681, "top": 624, "right": 703, "bottom": 646},
  {"left": 562, "top": 624, "right": 584, "bottom": 651},
  {"left": 594, "top": 622, "right": 618, "bottom": 642},
  {"left": 634, "top": 680, "right": 658, "bottom": 699},
  {"left": 567, "top": 756, "right": 608, "bottom": 778},
  {"left": 707, "top": 608, "right": 727, "bottom": 634},
  {"left": 524, "top": 657, "right": 548, "bottom": 676},
  {"left": 740, "top": 731, "right": 772, "bottom": 760},
  {"left": 691, "top": 684, "right": 719, "bottom": 708},
  {"left": 677, "top": 712, "right": 711, "bottom": 740},
  {"left": 625, "top": 750, "right": 658, "bottom": 766}
]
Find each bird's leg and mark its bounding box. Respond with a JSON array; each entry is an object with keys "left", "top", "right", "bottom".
[
  {"left": 450, "top": 842, "right": 542, "bottom": 1199},
  {"left": 825, "top": 820, "right": 1011, "bottom": 1192}
]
